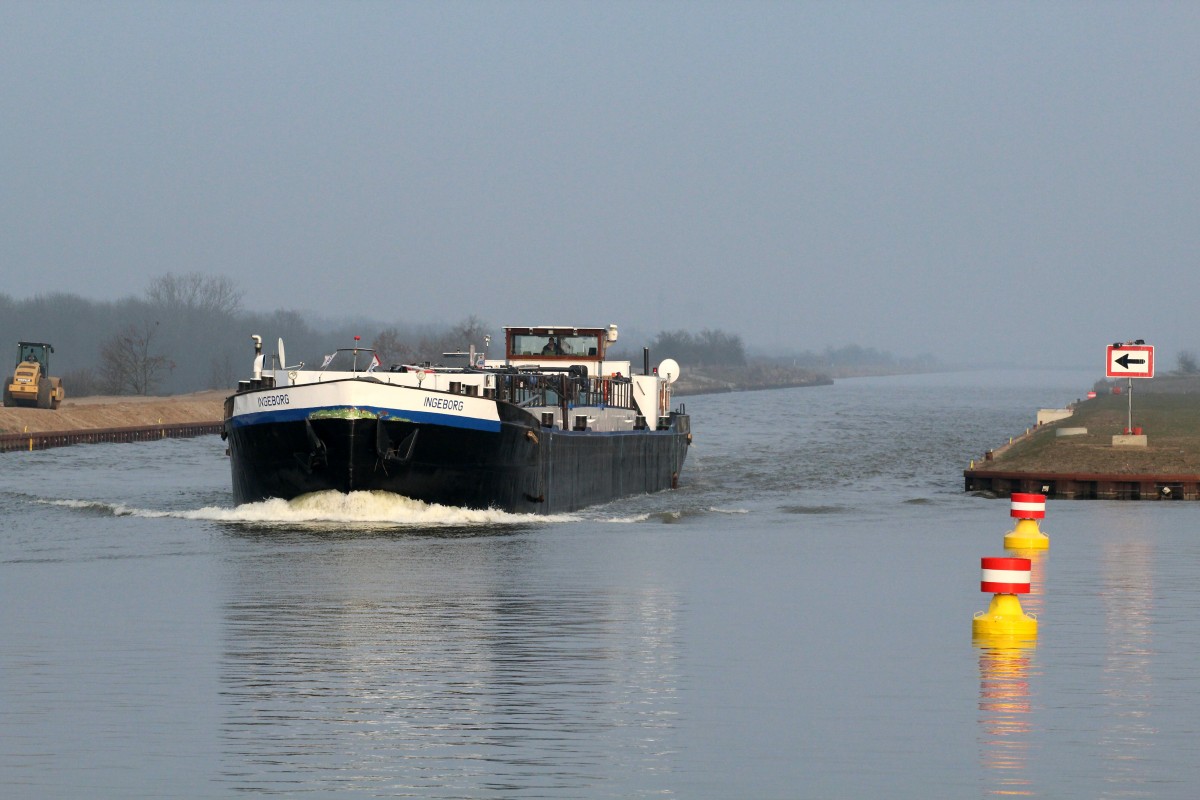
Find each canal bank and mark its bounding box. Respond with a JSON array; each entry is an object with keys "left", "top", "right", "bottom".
[
  {"left": 671, "top": 364, "right": 832, "bottom": 396},
  {"left": 0, "top": 391, "right": 224, "bottom": 452},
  {"left": 965, "top": 382, "right": 1200, "bottom": 499}
]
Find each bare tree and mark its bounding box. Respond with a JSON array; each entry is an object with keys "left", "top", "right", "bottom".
[
  {"left": 372, "top": 328, "right": 400, "bottom": 364},
  {"left": 60, "top": 367, "right": 100, "bottom": 398},
  {"left": 145, "top": 273, "right": 242, "bottom": 317},
  {"left": 1178, "top": 350, "right": 1199, "bottom": 374},
  {"left": 99, "top": 321, "right": 172, "bottom": 395},
  {"left": 207, "top": 352, "right": 237, "bottom": 390},
  {"left": 451, "top": 315, "right": 491, "bottom": 349},
  {"left": 648, "top": 328, "right": 746, "bottom": 366}
]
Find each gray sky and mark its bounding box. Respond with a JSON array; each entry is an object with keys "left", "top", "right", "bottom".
[{"left": 4, "top": 1, "right": 1198, "bottom": 368}]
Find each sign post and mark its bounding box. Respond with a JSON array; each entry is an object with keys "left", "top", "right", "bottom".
[{"left": 1105, "top": 342, "right": 1154, "bottom": 434}]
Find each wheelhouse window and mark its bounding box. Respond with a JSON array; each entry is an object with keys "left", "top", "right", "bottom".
[{"left": 510, "top": 333, "right": 602, "bottom": 358}]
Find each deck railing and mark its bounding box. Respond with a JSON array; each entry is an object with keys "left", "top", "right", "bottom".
[{"left": 493, "top": 373, "right": 635, "bottom": 411}]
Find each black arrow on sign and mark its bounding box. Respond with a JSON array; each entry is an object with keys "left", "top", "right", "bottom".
[{"left": 1116, "top": 354, "right": 1146, "bottom": 369}]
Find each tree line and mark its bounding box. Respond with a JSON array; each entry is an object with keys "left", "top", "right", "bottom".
[
  {"left": 781, "top": 344, "right": 934, "bottom": 371},
  {"left": 2, "top": 273, "right": 903, "bottom": 396},
  {"left": 634, "top": 333, "right": 935, "bottom": 372},
  {"left": 634, "top": 329, "right": 747, "bottom": 367},
  {"left": 0, "top": 275, "right": 497, "bottom": 397}
]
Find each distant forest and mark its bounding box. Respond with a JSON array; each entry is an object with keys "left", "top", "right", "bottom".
[
  {"left": 0, "top": 273, "right": 925, "bottom": 396},
  {"left": 635, "top": 331, "right": 939, "bottom": 374},
  {"left": 0, "top": 274, "right": 496, "bottom": 397},
  {"left": 621, "top": 329, "right": 747, "bottom": 367},
  {"left": 760, "top": 343, "right": 941, "bottom": 375}
]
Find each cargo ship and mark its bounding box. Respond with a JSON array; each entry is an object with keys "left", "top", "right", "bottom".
[{"left": 222, "top": 324, "right": 691, "bottom": 513}]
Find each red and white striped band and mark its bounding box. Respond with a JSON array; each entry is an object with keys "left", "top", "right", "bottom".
[
  {"left": 980, "top": 556, "right": 1032, "bottom": 594},
  {"left": 1010, "top": 492, "right": 1046, "bottom": 519}
]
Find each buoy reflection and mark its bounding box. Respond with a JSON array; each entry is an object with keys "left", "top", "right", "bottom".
[
  {"left": 1006, "top": 550, "right": 1046, "bottom": 620},
  {"left": 975, "top": 634, "right": 1038, "bottom": 797}
]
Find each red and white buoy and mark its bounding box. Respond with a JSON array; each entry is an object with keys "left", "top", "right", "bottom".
[
  {"left": 1009, "top": 493, "right": 1045, "bottom": 520},
  {"left": 980, "top": 556, "right": 1031, "bottom": 593},
  {"left": 973, "top": 556, "right": 1037, "bottom": 637},
  {"left": 1004, "top": 492, "right": 1049, "bottom": 550}
]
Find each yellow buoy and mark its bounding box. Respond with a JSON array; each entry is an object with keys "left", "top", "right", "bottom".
[
  {"left": 1003, "top": 493, "right": 1049, "bottom": 550},
  {"left": 972, "top": 557, "right": 1038, "bottom": 637}
]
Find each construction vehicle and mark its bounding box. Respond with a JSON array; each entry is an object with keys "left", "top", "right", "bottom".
[{"left": 4, "top": 342, "right": 65, "bottom": 409}]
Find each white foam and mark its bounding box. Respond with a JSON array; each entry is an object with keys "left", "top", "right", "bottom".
[
  {"left": 45, "top": 491, "right": 573, "bottom": 528},
  {"left": 595, "top": 505, "right": 749, "bottom": 524}
]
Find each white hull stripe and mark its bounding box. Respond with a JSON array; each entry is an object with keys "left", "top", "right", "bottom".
[{"left": 229, "top": 381, "right": 502, "bottom": 433}]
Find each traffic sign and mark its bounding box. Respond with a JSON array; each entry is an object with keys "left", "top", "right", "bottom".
[{"left": 1106, "top": 344, "right": 1154, "bottom": 378}]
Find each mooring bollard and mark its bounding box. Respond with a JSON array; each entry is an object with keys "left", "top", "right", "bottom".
[
  {"left": 1003, "top": 492, "right": 1049, "bottom": 550},
  {"left": 972, "top": 556, "right": 1037, "bottom": 637}
]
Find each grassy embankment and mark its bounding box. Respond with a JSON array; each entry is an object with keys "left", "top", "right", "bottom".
[{"left": 985, "top": 388, "right": 1200, "bottom": 475}]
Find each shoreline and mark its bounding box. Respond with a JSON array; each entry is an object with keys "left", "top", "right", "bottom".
[
  {"left": 0, "top": 369, "right": 840, "bottom": 434},
  {"left": 671, "top": 365, "right": 833, "bottom": 396},
  {"left": 0, "top": 390, "right": 226, "bottom": 435},
  {"left": 964, "top": 386, "right": 1200, "bottom": 499}
]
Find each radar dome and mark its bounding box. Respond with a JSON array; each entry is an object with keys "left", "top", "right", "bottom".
[{"left": 657, "top": 358, "right": 680, "bottom": 384}]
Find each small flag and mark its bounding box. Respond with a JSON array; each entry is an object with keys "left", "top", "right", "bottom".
[
  {"left": 367, "top": 353, "right": 381, "bottom": 373},
  {"left": 320, "top": 352, "right": 335, "bottom": 369}
]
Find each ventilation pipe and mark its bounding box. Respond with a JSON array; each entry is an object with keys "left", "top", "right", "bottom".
[{"left": 252, "top": 335, "right": 264, "bottom": 382}]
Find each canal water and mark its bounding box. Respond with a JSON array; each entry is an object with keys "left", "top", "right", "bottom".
[{"left": 3, "top": 369, "right": 1200, "bottom": 798}]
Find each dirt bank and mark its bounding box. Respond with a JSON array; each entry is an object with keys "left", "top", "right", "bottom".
[{"left": 0, "top": 390, "right": 225, "bottom": 434}]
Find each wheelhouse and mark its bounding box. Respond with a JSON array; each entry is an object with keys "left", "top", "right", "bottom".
[{"left": 505, "top": 325, "right": 615, "bottom": 362}]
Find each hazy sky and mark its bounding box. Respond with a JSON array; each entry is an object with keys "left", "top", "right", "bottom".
[{"left": 4, "top": 1, "right": 1198, "bottom": 367}]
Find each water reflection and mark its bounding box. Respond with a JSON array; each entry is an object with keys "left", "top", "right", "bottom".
[
  {"left": 1099, "top": 538, "right": 1156, "bottom": 796},
  {"left": 215, "top": 531, "right": 681, "bottom": 796},
  {"left": 1005, "top": 550, "right": 1046, "bottom": 622},
  {"left": 975, "top": 636, "right": 1038, "bottom": 797},
  {"left": 976, "top": 547, "right": 1043, "bottom": 797}
]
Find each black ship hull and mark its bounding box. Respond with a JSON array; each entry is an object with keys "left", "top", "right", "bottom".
[{"left": 225, "top": 403, "right": 691, "bottom": 514}]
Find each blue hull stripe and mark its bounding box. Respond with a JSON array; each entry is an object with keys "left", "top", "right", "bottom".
[{"left": 230, "top": 405, "right": 501, "bottom": 433}]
